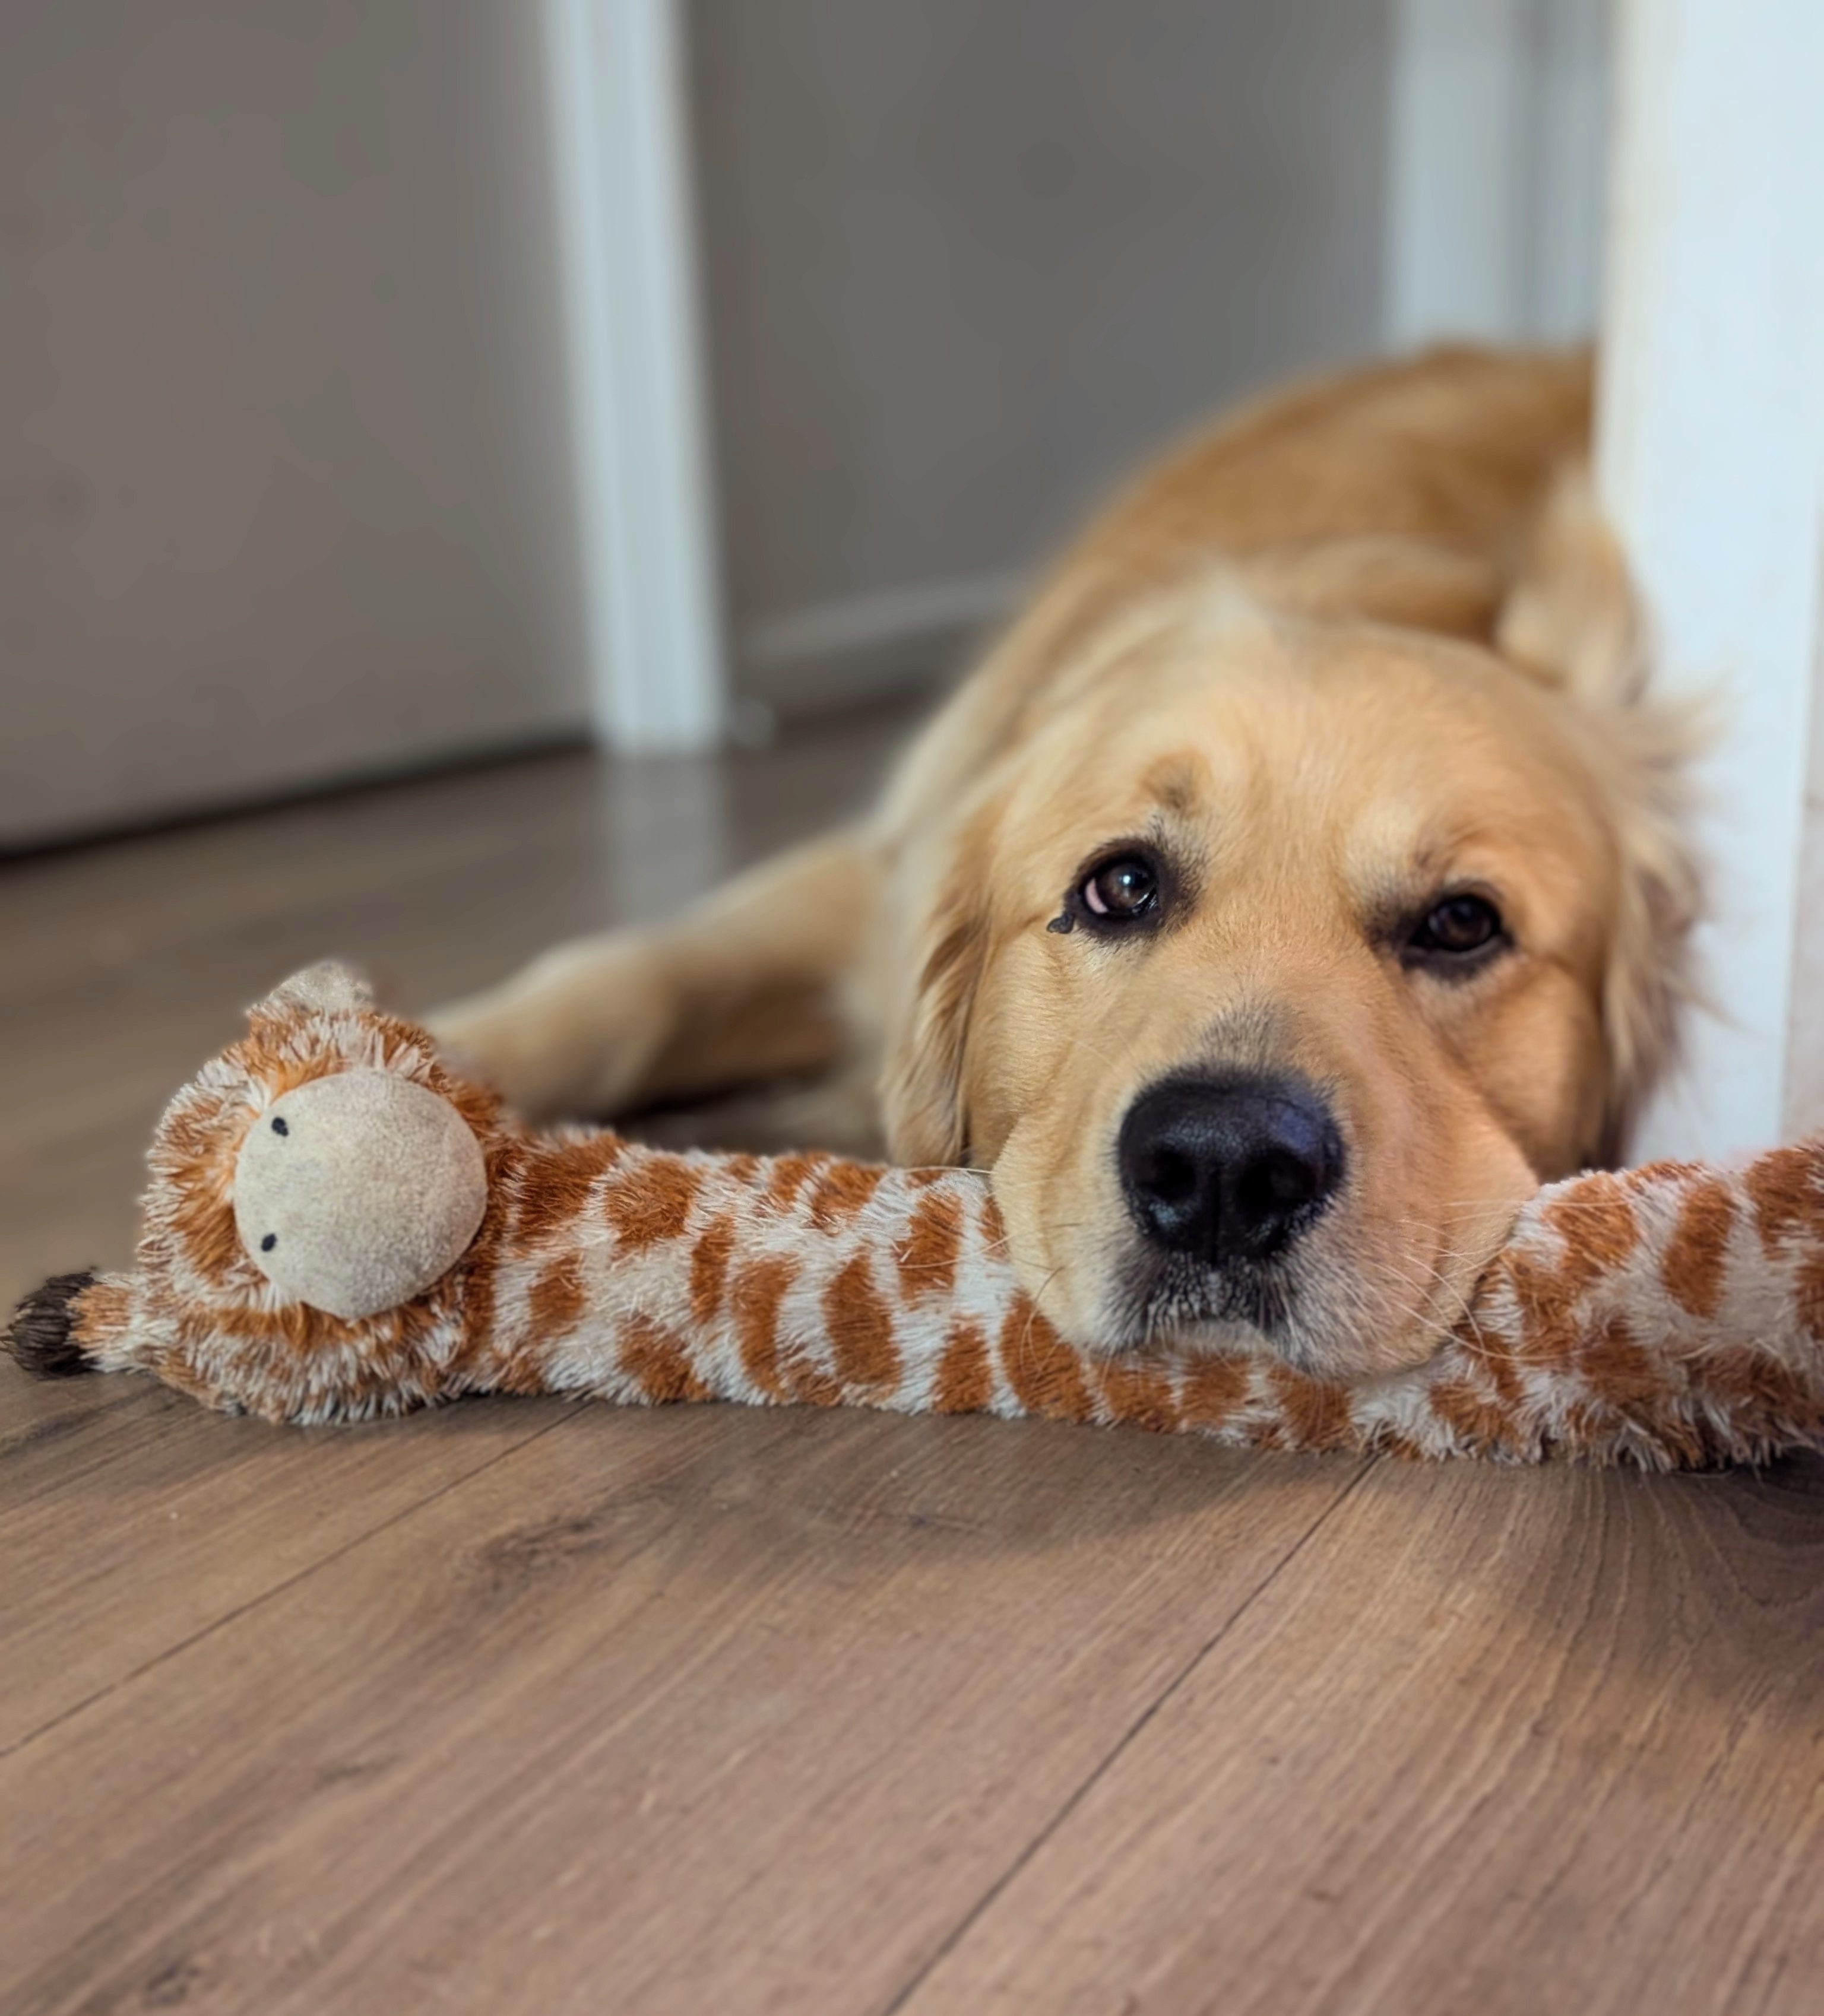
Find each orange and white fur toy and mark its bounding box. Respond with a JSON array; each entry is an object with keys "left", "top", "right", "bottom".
[{"left": 9, "top": 963, "right": 1824, "bottom": 1466}]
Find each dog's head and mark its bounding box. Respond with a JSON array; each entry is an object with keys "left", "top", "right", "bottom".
[{"left": 882, "top": 528, "right": 1697, "bottom": 1377}]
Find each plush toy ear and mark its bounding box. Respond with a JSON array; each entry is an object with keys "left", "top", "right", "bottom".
[
  {"left": 233, "top": 1068, "right": 487, "bottom": 1320},
  {"left": 264, "top": 961, "right": 376, "bottom": 1016},
  {"left": 1496, "top": 469, "right": 1704, "bottom": 1158}
]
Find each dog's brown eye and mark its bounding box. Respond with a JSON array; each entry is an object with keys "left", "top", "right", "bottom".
[
  {"left": 1410, "top": 893, "right": 1503, "bottom": 959},
  {"left": 1081, "top": 856, "right": 1158, "bottom": 922}
]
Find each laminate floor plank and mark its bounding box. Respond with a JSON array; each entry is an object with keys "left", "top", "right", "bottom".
[
  {"left": 893, "top": 1454, "right": 1824, "bottom": 2016},
  {"left": 0, "top": 1402, "right": 1362, "bottom": 2016},
  {"left": 0, "top": 1362, "right": 571, "bottom": 1754}
]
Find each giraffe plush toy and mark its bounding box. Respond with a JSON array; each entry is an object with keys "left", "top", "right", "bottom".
[{"left": 8, "top": 963, "right": 1824, "bottom": 1466}]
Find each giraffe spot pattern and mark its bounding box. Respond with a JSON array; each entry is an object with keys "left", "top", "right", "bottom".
[{"left": 47, "top": 961, "right": 1824, "bottom": 1466}]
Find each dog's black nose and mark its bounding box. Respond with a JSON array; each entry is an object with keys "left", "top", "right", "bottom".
[{"left": 1119, "top": 1073, "right": 1344, "bottom": 1266}]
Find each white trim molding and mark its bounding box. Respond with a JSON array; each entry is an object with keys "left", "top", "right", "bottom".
[
  {"left": 737, "top": 570, "right": 1024, "bottom": 716},
  {"left": 546, "top": 0, "right": 726, "bottom": 753},
  {"left": 1598, "top": 0, "right": 1824, "bottom": 1157}
]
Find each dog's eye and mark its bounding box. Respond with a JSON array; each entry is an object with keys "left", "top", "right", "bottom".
[
  {"left": 1408, "top": 893, "right": 1504, "bottom": 961},
  {"left": 1081, "top": 855, "right": 1159, "bottom": 923}
]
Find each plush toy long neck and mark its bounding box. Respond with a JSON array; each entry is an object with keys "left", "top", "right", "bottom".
[
  {"left": 9, "top": 963, "right": 1824, "bottom": 1463},
  {"left": 21, "top": 1113, "right": 1824, "bottom": 1465}
]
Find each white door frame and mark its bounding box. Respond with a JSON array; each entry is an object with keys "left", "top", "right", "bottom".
[
  {"left": 1383, "top": 0, "right": 1609, "bottom": 350},
  {"left": 546, "top": 0, "right": 727, "bottom": 755},
  {"left": 1598, "top": 0, "right": 1824, "bottom": 1159}
]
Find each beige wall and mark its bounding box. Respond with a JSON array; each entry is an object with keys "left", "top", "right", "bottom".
[
  {"left": 1, "top": 1, "right": 589, "bottom": 846},
  {"left": 690, "top": 0, "right": 1394, "bottom": 712}
]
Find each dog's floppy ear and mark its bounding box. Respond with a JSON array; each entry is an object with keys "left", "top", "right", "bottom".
[
  {"left": 1496, "top": 467, "right": 1645, "bottom": 705},
  {"left": 1497, "top": 468, "right": 1704, "bottom": 1160},
  {"left": 879, "top": 791, "right": 1005, "bottom": 1169},
  {"left": 1594, "top": 733, "right": 1703, "bottom": 1162}
]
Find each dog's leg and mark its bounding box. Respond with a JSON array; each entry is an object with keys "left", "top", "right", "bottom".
[{"left": 428, "top": 833, "right": 879, "bottom": 1121}]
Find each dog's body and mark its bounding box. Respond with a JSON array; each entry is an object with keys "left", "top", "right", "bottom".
[{"left": 436, "top": 345, "right": 1698, "bottom": 1378}]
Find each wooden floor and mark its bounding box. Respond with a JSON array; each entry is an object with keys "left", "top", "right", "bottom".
[{"left": 5, "top": 713, "right": 1824, "bottom": 2016}]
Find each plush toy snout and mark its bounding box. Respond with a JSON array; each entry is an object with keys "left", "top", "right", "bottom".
[{"left": 232, "top": 1069, "right": 487, "bottom": 1321}]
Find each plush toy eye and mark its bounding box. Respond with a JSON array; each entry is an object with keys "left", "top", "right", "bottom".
[
  {"left": 1079, "top": 854, "right": 1160, "bottom": 923},
  {"left": 1408, "top": 893, "right": 1505, "bottom": 962}
]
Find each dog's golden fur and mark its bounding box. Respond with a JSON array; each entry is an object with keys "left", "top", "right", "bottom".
[{"left": 435, "top": 345, "right": 1699, "bottom": 1376}]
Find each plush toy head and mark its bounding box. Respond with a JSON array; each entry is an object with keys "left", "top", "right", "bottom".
[
  {"left": 232, "top": 1066, "right": 487, "bottom": 1320},
  {"left": 8, "top": 963, "right": 1824, "bottom": 1467},
  {"left": 5, "top": 965, "right": 519, "bottom": 1419}
]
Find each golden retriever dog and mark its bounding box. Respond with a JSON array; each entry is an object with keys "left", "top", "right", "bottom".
[{"left": 433, "top": 345, "right": 1698, "bottom": 1379}]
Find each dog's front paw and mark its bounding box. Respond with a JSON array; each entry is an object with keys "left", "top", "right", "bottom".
[{"left": 427, "top": 943, "right": 670, "bottom": 1121}]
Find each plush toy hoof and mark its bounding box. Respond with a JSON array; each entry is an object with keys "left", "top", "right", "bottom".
[{"left": 4, "top": 1270, "right": 99, "bottom": 1378}]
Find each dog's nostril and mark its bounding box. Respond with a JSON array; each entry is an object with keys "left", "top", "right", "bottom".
[
  {"left": 1240, "top": 1148, "right": 1320, "bottom": 1216},
  {"left": 1118, "top": 1072, "right": 1344, "bottom": 1267},
  {"left": 1137, "top": 1146, "right": 1199, "bottom": 1205}
]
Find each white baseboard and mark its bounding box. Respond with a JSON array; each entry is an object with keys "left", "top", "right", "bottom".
[{"left": 737, "top": 570, "right": 1026, "bottom": 717}]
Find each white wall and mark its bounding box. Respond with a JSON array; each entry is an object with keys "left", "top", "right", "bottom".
[
  {"left": 689, "top": 0, "right": 1396, "bottom": 715},
  {"left": 1, "top": 1, "right": 590, "bottom": 847}
]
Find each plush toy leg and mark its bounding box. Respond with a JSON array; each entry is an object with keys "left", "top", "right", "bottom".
[
  {"left": 5, "top": 1269, "right": 170, "bottom": 1384},
  {"left": 4, "top": 1272, "right": 103, "bottom": 1378}
]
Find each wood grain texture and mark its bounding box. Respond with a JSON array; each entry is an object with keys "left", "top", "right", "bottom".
[
  {"left": 0, "top": 1403, "right": 1358, "bottom": 2015},
  {"left": 897, "top": 1455, "right": 1824, "bottom": 2016},
  {"left": 0, "top": 1371, "right": 572, "bottom": 1754},
  {"left": 5, "top": 720, "right": 1824, "bottom": 2015}
]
